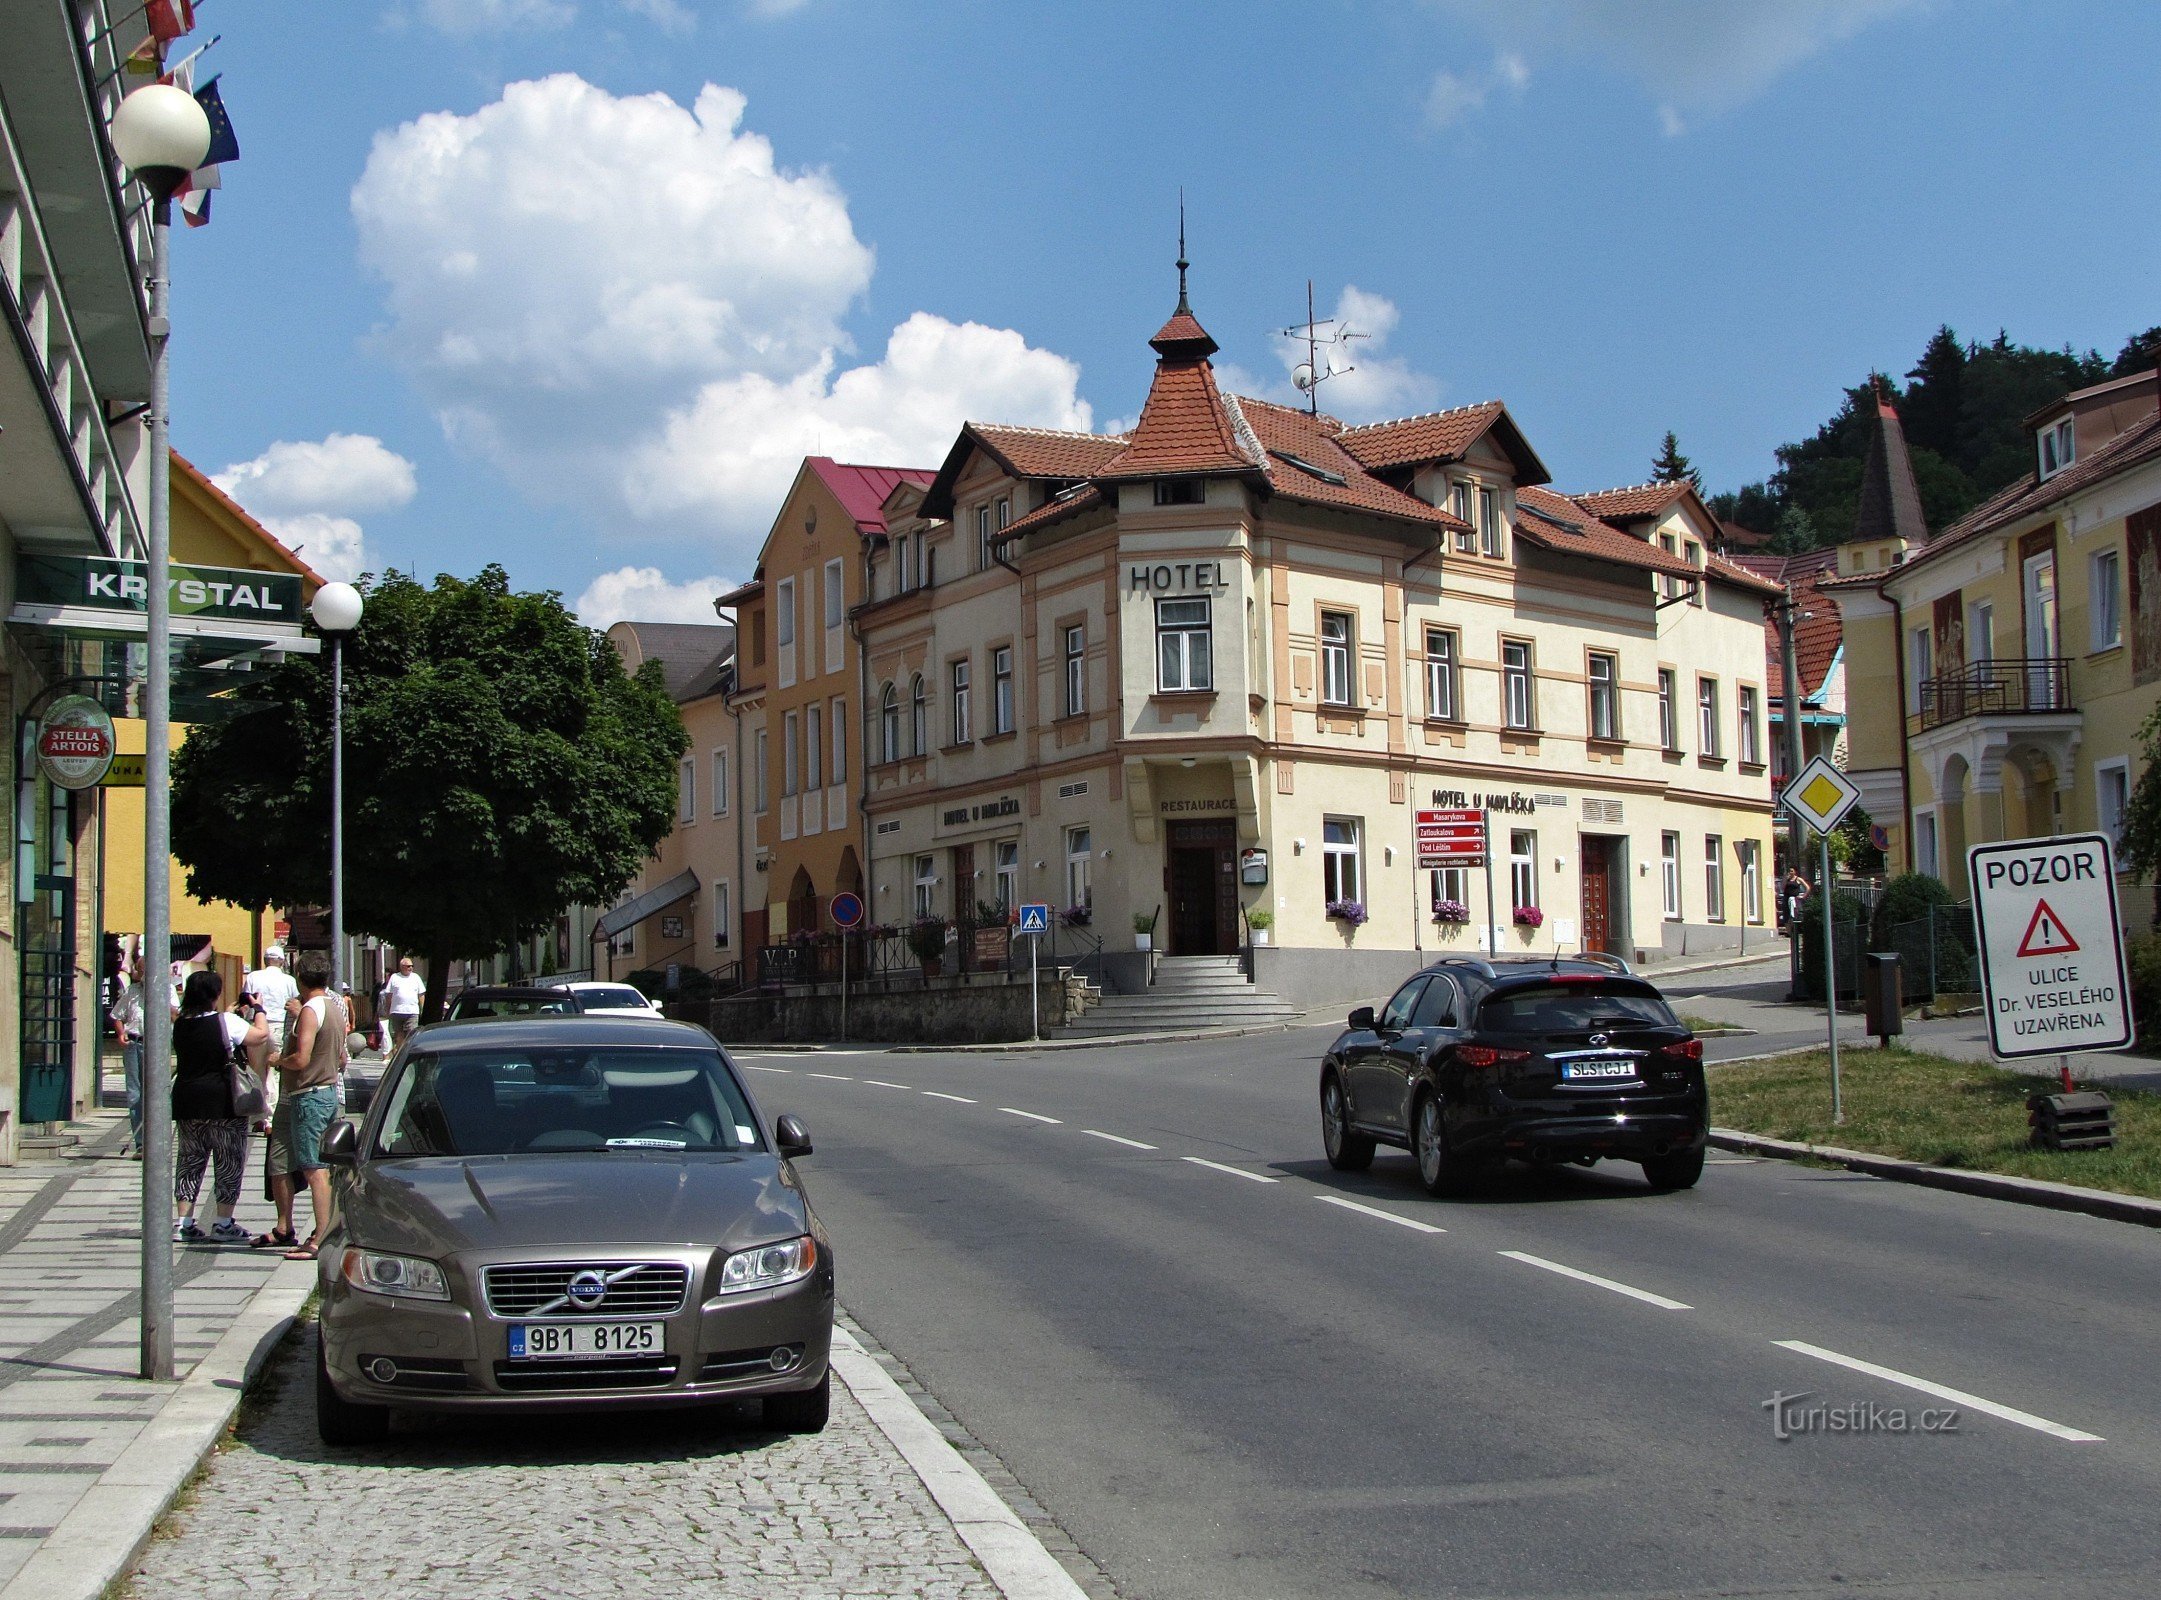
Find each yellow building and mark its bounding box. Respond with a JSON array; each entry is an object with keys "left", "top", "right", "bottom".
[{"left": 1834, "top": 369, "right": 2159, "bottom": 928}]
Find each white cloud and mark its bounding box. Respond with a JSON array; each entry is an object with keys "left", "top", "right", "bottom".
[
  {"left": 574, "top": 566, "right": 735, "bottom": 628},
  {"left": 416, "top": 0, "right": 576, "bottom": 34},
  {"left": 213, "top": 434, "right": 417, "bottom": 582},
  {"left": 1424, "top": 49, "right": 1530, "bottom": 130},
  {"left": 745, "top": 0, "right": 812, "bottom": 15},
  {"left": 353, "top": 76, "right": 1091, "bottom": 568},
  {"left": 619, "top": 0, "right": 697, "bottom": 31},
  {"left": 1424, "top": 0, "right": 1924, "bottom": 125}
]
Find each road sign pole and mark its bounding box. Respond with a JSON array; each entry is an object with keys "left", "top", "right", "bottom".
[
  {"left": 1483, "top": 811, "right": 1497, "bottom": 956},
  {"left": 840, "top": 929, "right": 847, "bottom": 1044},
  {"left": 1822, "top": 833, "right": 1841, "bottom": 1124},
  {"left": 1030, "top": 933, "right": 1040, "bottom": 1042}
]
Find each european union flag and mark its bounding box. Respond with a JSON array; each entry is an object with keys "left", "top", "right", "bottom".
[{"left": 194, "top": 77, "right": 239, "bottom": 167}]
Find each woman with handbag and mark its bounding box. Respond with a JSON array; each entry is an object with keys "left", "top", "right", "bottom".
[{"left": 171, "top": 970, "right": 269, "bottom": 1245}]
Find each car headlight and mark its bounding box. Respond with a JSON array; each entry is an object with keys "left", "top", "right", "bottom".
[
  {"left": 340, "top": 1248, "right": 450, "bottom": 1301},
  {"left": 718, "top": 1236, "right": 818, "bottom": 1295}
]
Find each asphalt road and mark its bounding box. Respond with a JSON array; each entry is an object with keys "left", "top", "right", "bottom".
[{"left": 740, "top": 1023, "right": 2161, "bottom": 1600}]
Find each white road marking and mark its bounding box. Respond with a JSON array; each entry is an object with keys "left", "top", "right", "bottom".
[
  {"left": 863, "top": 1080, "right": 913, "bottom": 1090},
  {"left": 1000, "top": 1107, "right": 1062, "bottom": 1124},
  {"left": 741, "top": 1065, "right": 791, "bottom": 1074},
  {"left": 922, "top": 1091, "right": 976, "bottom": 1104},
  {"left": 1705, "top": 1157, "right": 1760, "bottom": 1164},
  {"left": 1773, "top": 1340, "right": 2103, "bottom": 1443},
  {"left": 806, "top": 1072, "right": 855, "bottom": 1082},
  {"left": 1498, "top": 1251, "right": 1691, "bottom": 1310},
  {"left": 1081, "top": 1129, "right": 1157, "bottom": 1150},
  {"left": 1179, "top": 1157, "right": 1277, "bottom": 1184},
  {"left": 1317, "top": 1195, "right": 1445, "bottom": 1233}
]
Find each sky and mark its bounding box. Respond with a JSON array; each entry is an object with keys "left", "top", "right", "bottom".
[{"left": 163, "top": 0, "right": 2161, "bottom": 625}]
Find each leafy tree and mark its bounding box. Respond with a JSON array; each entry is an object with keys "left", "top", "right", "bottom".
[
  {"left": 170, "top": 565, "right": 687, "bottom": 1019},
  {"left": 2111, "top": 326, "right": 2161, "bottom": 378},
  {"left": 1649, "top": 430, "right": 1703, "bottom": 492},
  {"left": 1707, "top": 482, "right": 1780, "bottom": 537},
  {"left": 2123, "top": 705, "right": 2161, "bottom": 923}
]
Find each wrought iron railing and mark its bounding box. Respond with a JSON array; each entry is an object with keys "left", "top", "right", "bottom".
[{"left": 1916, "top": 658, "right": 2071, "bottom": 729}]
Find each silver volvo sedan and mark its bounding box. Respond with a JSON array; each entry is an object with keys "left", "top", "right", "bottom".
[{"left": 312, "top": 1015, "right": 834, "bottom": 1444}]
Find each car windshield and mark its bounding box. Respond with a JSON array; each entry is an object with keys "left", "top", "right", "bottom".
[
  {"left": 1478, "top": 983, "right": 1678, "bottom": 1033},
  {"left": 371, "top": 1046, "right": 764, "bottom": 1157},
  {"left": 449, "top": 994, "right": 575, "bottom": 1019},
  {"left": 577, "top": 986, "right": 653, "bottom": 1011}
]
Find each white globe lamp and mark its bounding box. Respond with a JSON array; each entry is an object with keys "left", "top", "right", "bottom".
[
  {"left": 311, "top": 582, "right": 364, "bottom": 634},
  {"left": 109, "top": 84, "right": 211, "bottom": 197}
]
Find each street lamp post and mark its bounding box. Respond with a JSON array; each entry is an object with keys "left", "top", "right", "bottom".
[
  {"left": 110, "top": 83, "right": 212, "bottom": 1383},
  {"left": 310, "top": 584, "right": 365, "bottom": 1000}
]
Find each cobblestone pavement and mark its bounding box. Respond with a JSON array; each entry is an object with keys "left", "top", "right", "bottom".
[{"left": 124, "top": 1323, "right": 1003, "bottom": 1600}]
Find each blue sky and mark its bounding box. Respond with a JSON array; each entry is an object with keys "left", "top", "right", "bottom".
[{"left": 167, "top": 0, "right": 2161, "bottom": 623}]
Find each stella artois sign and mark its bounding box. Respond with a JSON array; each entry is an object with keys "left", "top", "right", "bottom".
[{"left": 37, "top": 695, "right": 116, "bottom": 790}]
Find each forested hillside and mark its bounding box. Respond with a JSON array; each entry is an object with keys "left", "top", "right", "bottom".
[{"left": 1704, "top": 325, "right": 2160, "bottom": 551}]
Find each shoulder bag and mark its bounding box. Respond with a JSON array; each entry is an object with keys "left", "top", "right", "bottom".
[{"left": 228, "top": 1029, "right": 269, "bottom": 1119}]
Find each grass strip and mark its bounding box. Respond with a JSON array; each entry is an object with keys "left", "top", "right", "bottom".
[{"left": 1708, "top": 1046, "right": 2161, "bottom": 1201}]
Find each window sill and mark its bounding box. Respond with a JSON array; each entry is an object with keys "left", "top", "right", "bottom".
[
  {"left": 1661, "top": 746, "right": 1685, "bottom": 762},
  {"left": 1586, "top": 736, "right": 1627, "bottom": 753},
  {"left": 1318, "top": 700, "right": 1362, "bottom": 716},
  {"left": 1697, "top": 754, "right": 1728, "bottom": 770},
  {"left": 1422, "top": 715, "right": 1466, "bottom": 729},
  {"left": 2086, "top": 642, "right": 2124, "bottom": 661},
  {"left": 981, "top": 729, "right": 1018, "bottom": 745},
  {"left": 941, "top": 741, "right": 973, "bottom": 754},
  {"left": 1054, "top": 711, "right": 1088, "bottom": 726},
  {"left": 1151, "top": 689, "right": 1218, "bottom": 703},
  {"left": 1502, "top": 725, "right": 1540, "bottom": 737},
  {"left": 1739, "top": 760, "right": 1768, "bottom": 775}
]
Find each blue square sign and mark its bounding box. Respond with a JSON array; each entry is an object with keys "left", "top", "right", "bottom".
[{"left": 1018, "top": 902, "right": 1051, "bottom": 935}]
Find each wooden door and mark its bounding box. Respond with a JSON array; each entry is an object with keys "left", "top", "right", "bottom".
[{"left": 1579, "top": 836, "right": 1611, "bottom": 955}]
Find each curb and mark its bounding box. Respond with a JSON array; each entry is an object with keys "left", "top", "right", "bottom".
[
  {"left": 890, "top": 1017, "right": 1326, "bottom": 1053},
  {"left": 830, "top": 1325, "right": 1088, "bottom": 1600},
  {"left": 1707, "top": 1126, "right": 2161, "bottom": 1229},
  {"left": 0, "top": 1258, "right": 317, "bottom": 1600}
]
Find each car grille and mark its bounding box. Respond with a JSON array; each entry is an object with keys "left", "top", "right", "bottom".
[
  {"left": 482, "top": 1262, "right": 691, "bottom": 1318},
  {"left": 493, "top": 1356, "right": 679, "bottom": 1392}
]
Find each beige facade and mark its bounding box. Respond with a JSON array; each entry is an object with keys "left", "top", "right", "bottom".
[{"left": 850, "top": 297, "right": 1780, "bottom": 1008}]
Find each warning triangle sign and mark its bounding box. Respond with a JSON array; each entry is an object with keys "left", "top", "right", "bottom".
[{"left": 2016, "top": 898, "right": 2080, "bottom": 958}]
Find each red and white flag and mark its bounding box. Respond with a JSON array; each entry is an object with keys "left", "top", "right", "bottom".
[{"left": 146, "top": 1, "right": 196, "bottom": 46}]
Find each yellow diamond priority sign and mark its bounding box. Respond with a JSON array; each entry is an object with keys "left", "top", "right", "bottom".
[{"left": 1783, "top": 754, "right": 1862, "bottom": 837}]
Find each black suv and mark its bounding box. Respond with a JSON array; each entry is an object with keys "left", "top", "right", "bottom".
[{"left": 1319, "top": 955, "right": 1707, "bottom": 1195}]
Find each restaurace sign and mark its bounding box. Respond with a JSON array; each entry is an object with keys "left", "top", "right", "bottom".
[{"left": 15, "top": 554, "right": 305, "bottom": 626}]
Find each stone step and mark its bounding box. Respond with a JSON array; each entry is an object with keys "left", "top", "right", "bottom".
[
  {"left": 1073, "top": 1001, "right": 1301, "bottom": 1025},
  {"left": 1060, "top": 1013, "right": 1300, "bottom": 1036},
  {"left": 1151, "top": 974, "right": 1259, "bottom": 992}
]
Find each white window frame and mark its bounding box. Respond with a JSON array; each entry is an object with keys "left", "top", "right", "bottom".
[
  {"left": 1658, "top": 667, "right": 1678, "bottom": 751},
  {"left": 2091, "top": 548, "right": 2122, "bottom": 651},
  {"left": 1509, "top": 829, "right": 1538, "bottom": 911},
  {"left": 712, "top": 879, "right": 731, "bottom": 949},
  {"left": 1739, "top": 838, "right": 1763, "bottom": 924},
  {"left": 824, "top": 558, "right": 844, "bottom": 630},
  {"left": 1914, "top": 808, "right": 1940, "bottom": 878},
  {"left": 879, "top": 684, "right": 899, "bottom": 765},
  {"left": 1660, "top": 831, "right": 1681, "bottom": 920},
  {"left": 910, "top": 674, "right": 928, "bottom": 756},
  {"left": 1322, "top": 816, "right": 1363, "bottom": 905},
  {"left": 830, "top": 696, "right": 846, "bottom": 785},
  {"left": 782, "top": 711, "right": 799, "bottom": 796},
  {"left": 1740, "top": 685, "right": 1762, "bottom": 764},
  {"left": 1425, "top": 627, "right": 1459, "bottom": 720},
  {"left": 1065, "top": 826, "right": 1092, "bottom": 912},
  {"left": 2096, "top": 757, "right": 2131, "bottom": 850},
  {"left": 2040, "top": 417, "right": 2074, "bottom": 479},
  {"left": 992, "top": 645, "right": 1014, "bottom": 733},
  {"left": 895, "top": 534, "right": 913, "bottom": 594},
  {"left": 1479, "top": 485, "right": 1502, "bottom": 558},
  {"left": 1156, "top": 596, "right": 1213, "bottom": 692},
  {"left": 1063, "top": 624, "right": 1086, "bottom": 716},
  {"left": 951, "top": 657, "right": 971, "bottom": 744},
  {"left": 678, "top": 757, "right": 695, "bottom": 824},
  {"left": 1697, "top": 676, "right": 1720, "bottom": 756},
  {"left": 1908, "top": 626, "right": 1932, "bottom": 715},
  {"left": 994, "top": 839, "right": 1020, "bottom": 911},
  {"left": 1587, "top": 651, "right": 1618, "bottom": 741},
  {"left": 711, "top": 748, "right": 729, "bottom": 816},
  {"left": 805, "top": 704, "right": 822, "bottom": 790},
  {"left": 776, "top": 577, "right": 796, "bottom": 649},
  {"left": 1685, "top": 540, "right": 1705, "bottom": 607},
  {"left": 1320, "top": 610, "right": 1354, "bottom": 706},
  {"left": 1429, "top": 865, "right": 1469, "bottom": 914},
  {"left": 1502, "top": 640, "right": 1534, "bottom": 730},
  {"left": 754, "top": 729, "right": 769, "bottom": 814},
  {"left": 976, "top": 505, "right": 992, "bottom": 573},
  {"left": 1705, "top": 834, "right": 1725, "bottom": 922},
  {"left": 912, "top": 854, "right": 937, "bottom": 920},
  {"left": 1450, "top": 481, "right": 1475, "bottom": 553}
]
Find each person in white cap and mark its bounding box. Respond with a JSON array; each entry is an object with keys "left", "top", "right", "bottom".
[{"left": 242, "top": 945, "right": 299, "bottom": 1067}]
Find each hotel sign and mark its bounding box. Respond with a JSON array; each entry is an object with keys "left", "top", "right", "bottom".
[
  {"left": 16, "top": 554, "right": 305, "bottom": 627},
  {"left": 1128, "top": 561, "right": 1231, "bottom": 594},
  {"left": 941, "top": 795, "right": 1021, "bottom": 828}
]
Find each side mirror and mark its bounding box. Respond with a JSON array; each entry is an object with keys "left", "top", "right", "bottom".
[
  {"left": 1348, "top": 1006, "right": 1377, "bottom": 1032},
  {"left": 320, "top": 1119, "right": 359, "bottom": 1167},
  {"left": 774, "top": 1114, "right": 813, "bottom": 1160}
]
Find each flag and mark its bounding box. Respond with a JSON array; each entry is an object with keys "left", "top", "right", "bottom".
[
  {"left": 193, "top": 77, "right": 239, "bottom": 167},
  {"left": 180, "top": 187, "right": 211, "bottom": 228},
  {"left": 123, "top": 36, "right": 161, "bottom": 77},
  {"left": 146, "top": 1, "right": 195, "bottom": 45}
]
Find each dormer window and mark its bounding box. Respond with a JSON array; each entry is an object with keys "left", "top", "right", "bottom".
[
  {"left": 1154, "top": 478, "right": 1205, "bottom": 506},
  {"left": 2039, "top": 417, "right": 2074, "bottom": 479},
  {"left": 1450, "top": 480, "right": 1476, "bottom": 554}
]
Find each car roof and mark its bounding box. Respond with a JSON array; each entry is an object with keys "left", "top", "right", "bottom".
[
  {"left": 1418, "top": 955, "right": 1652, "bottom": 987},
  {"left": 453, "top": 985, "right": 574, "bottom": 1000},
  {"left": 417, "top": 1015, "right": 717, "bottom": 1049}
]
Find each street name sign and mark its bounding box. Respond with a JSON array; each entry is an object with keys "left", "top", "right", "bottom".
[
  {"left": 1782, "top": 755, "right": 1862, "bottom": 837},
  {"left": 1416, "top": 807, "right": 1486, "bottom": 868},
  {"left": 1018, "top": 902, "right": 1051, "bottom": 936},
  {"left": 1968, "top": 833, "right": 2135, "bottom": 1060}
]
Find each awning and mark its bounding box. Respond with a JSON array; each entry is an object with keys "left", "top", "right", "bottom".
[{"left": 593, "top": 869, "right": 701, "bottom": 942}]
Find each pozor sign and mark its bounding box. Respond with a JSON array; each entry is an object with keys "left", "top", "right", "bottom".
[{"left": 1968, "top": 833, "right": 2136, "bottom": 1059}]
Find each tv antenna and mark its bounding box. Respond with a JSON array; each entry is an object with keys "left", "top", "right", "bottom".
[{"left": 1281, "top": 279, "right": 1366, "bottom": 415}]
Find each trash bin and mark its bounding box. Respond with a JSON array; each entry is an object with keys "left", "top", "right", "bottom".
[
  {"left": 1862, "top": 952, "right": 1903, "bottom": 1046},
  {"left": 20, "top": 1060, "right": 70, "bottom": 1125}
]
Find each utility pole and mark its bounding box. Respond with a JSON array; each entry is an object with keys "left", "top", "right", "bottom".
[{"left": 1774, "top": 586, "right": 1807, "bottom": 1001}]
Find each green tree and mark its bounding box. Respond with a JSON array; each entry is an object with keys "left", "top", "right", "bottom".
[
  {"left": 170, "top": 565, "right": 687, "bottom": 1018},
  {"left": 2123, "top": 705, "right": 2161, "bottom": 923},
  {"left": 1649, "top": 430, "right": 1703, "bottom": 492},
  {"left": 2111, "top": 326, "right": 2161, "bottom": 378},
  {"left": 1769, "top": 504, "right": 1816, "bottom": 556}
]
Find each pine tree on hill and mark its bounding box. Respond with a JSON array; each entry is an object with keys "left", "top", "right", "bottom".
[{"left": 1649, "top": 431, "right": 1703, "bottom": 492}]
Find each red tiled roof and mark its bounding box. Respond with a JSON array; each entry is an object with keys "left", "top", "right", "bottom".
[
  {"left": 1572, "top": 481, "right": 1693, "bottom": 521},
  {"left": 806, "top": 457, "right": 936, "bottom": 535},
  {"left": 1149, "top": 309, "right": 1218, "bottom": 358},
  {"left": 1513, "top": 485, "right": 1701, "bottom": 580},
  {"left": 997, "top": 483, "right": 1107, "bottom": 542},
  {"left": 1097, "top": 357, "right": 1257, "bottom": 479},
  {"left": 1336, "top": 401, "right": 1505, "bottom": 470},
  {"left": 1761, "top": 571, "right": 1845, "bottom": 704},
  {"left": 1706, "top": 552, "right": 1784, "bottom": 598},
  {"left": 968, "top": 424, "right": 1128, "bottom": 480},
  {"left": 172, "top": 453, "right": 327, "bottom": 587},
  {"left": 1235, "top": 397, "right": 1462, "bottom": 530}
]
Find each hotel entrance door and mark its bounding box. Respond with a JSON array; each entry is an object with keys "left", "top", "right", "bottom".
[{"left": 1166, "top": 820, "right": 1237, "bottom": 955}]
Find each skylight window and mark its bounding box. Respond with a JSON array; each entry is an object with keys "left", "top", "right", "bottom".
[{"left": 1269, "top": 450, "right": 1347, "bottom": 487}]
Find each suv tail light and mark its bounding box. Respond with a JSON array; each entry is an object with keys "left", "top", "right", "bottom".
[
  {"left": 1659, "top": 1037, "right": 1704, "bottom": 1062},
  {"left": 1457, "top": 1044, "right": 1532, "bottom": 1069}
]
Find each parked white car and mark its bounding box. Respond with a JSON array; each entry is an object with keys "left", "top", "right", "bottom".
[{"left": 564, "top": 981, "right": 667, "bottom": 1016}]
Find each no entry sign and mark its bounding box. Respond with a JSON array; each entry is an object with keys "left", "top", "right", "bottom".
[{"left": 1968, "top": 833, "right": 2135, "bottom": 1060}]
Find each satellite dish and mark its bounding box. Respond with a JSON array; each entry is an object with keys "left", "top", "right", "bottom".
[{"left": 1292, "top": 362, "right": 1316, "bottom": 393}]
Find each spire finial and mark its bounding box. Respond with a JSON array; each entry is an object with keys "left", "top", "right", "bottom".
[{"left": 1175, "top": 190, "right": 1190, "bottom": 313}]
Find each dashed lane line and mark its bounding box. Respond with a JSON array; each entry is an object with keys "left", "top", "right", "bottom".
[
  {"left": 1179, "top": 1157, "right": 1277, "bottom": 1184},
  {"left": 741, "top": 1065, "right": 791, "bottom": 1074},
  {"left": 1773, "top": 1340, "right": 2103, "bottom": 1443},
  {"left": 1316, "top": 1195, "right": 1445, "bottom": 1233},
  {"left": 921, "top": 1091, "right": 976, "bottom": 1104},
  {"left": 1000, "top": 1108, "right": 1063, "bottom": 1124},
  {"left": 806, "top": 1072, "right": 855, "bottom": 1082},
  {"left": 1498, "top": 1250, "right": 1692, "bottom": 1310},
  {"left": 1081, "top": 1130, "right": 1158, "bottom": 1151},
  {"left": 862, "top": 1080, "right": 913, "bottom": 1090}
]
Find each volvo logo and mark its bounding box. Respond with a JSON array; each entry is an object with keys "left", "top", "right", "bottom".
[
  {"left": 1588, "top": 1032, "right": 1610, "bottom": 1047},
  {"left": 566, "top": 1270, "right": 608, "bottom": 1308}
]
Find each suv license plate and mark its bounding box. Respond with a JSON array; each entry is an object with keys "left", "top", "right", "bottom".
[
  {"left": 1562, "top": 1061, "right": 1639, "bottom": 1082},
  {"left": 508, "top": 1321, "right": 661, "bottom": 1360}
]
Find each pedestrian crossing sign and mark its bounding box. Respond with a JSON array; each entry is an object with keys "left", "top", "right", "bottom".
[
  {"left": 1782, "top": 755, "right": 1862, "bottom": 837},
  {"left": 1018, "top": 902, "right": 1051, "bottom": 935}
]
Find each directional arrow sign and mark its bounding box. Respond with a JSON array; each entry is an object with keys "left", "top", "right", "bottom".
[
  {"left": 1781, "top": 754, "right": 1862, "bottom": 837},
  {"left": 1969, "top": 833, "right": 2135, "bottom": 1060}
]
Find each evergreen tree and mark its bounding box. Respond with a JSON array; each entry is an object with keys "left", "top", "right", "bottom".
[
  {"left": 1650, "top": 430, "right": 1703, "bottom": 492},
  {"left": 2112, "top": 326, "right": 2161, "bottom": 378},
  {"left": 1770, "top": 504, "right": 1816, "bottom": 556},
  {"left": 1900, "top": 327, "right": 1966, "bottom": 463}
]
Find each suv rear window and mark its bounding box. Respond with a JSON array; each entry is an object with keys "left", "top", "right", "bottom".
[{"left": 1478, "top": 983, "right": 1677, "bottom": 1033}]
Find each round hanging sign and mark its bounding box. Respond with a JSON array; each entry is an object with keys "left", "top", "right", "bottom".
[{"left": 37, "top": 695, "right": 116, "bottom": 790}]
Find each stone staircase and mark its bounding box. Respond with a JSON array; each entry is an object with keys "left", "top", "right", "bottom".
[{"left": 1056, "top": 954, "right": 1303, "bottom": 1039}]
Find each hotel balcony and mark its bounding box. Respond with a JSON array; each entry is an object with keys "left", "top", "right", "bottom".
[
  {"left": 1909, "top": 657, "right": 2081, "bottom": 810},
  {"left": 1916, "top": 658, "right": 2071, "bottom": 730}
]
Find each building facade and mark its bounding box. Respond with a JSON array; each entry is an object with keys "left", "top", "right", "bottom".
[
  {"left": 1835, "top": 367, "right": 2160, "bottom": 928},
  {"left": 850, "top": 287, "right": 1782, "bottom": 1008}
]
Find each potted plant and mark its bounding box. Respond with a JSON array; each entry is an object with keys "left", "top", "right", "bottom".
[
  {"left": 1432, "top": 898, "right": 1469, "bottom": 925},
  {"left": 1246, "top": 906, "right": 1274, "bottom": 946},
  {"left": 1132, "top": 910, "right": 1157, "bottom": 952},
  {"left": 1512, "top": 904, "right": 1545, "bottom": 929},
  {"left": 1060, "top": 904, "right": 1092, "bottom": 929},
  {"left": 1326, "top": 899, "right": 1368, "bottom": 928},
  {"left": 907, "top": 917, "right": 947, "bottom": 977}
]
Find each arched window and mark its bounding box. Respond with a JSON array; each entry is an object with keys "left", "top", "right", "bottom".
[
  {"left": 910, "top": 674, "right": 928, "bottom": 756},
  {"left": 880, "top": 683, "right": 899, "bottom": 765}
]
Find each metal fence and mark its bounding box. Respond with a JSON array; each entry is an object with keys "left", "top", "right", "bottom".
[
  {"left": 1878, "top": 903, "right": 1979, "bottom": 1001},
  {"left": 748, "top": 915, "right": 1104, "bottom": 993}
]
